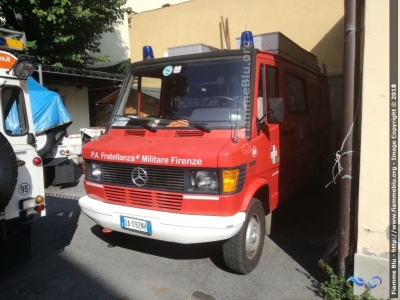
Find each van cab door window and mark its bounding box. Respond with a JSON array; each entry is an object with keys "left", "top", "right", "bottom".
[
  {"left": 2, "top": 86, "right": 28, "bottom": 135},
  {"left": 266, "top": 66, "right": 279, "bottom": 99},
  {"left": 257, "top": 64, "right": 265, "bottom": 120}
]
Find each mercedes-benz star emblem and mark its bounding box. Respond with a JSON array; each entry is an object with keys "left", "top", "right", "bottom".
[{"left": 131, "top": 167, "right": 147, "bottom": 186}]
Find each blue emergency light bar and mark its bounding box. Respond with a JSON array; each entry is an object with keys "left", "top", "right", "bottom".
[
  {"left": 240, "top": 31, "right": 254, "bottom": 49},
  {"left": 143, "top": 46, "right": 154, "bottom": 60}
]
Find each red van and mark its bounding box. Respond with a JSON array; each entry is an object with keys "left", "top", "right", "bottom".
[{"left": 79, "top": 31, "right": 331, "bottom": 274}]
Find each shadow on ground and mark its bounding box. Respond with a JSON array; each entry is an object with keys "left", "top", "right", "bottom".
[
  {"left": 90, "top": 178, "right": 339, "bottom": 282},
  {"left": 0, "top": 197, "right": 121, "bottom": 300},
  {"left": 269, "top": 179, "right": 339, "bottom": 283},
  {"left": 91, "top": 225, "right": 230, "bottom": 272}
]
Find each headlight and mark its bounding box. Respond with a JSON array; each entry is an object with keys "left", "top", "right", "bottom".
[
  {"left": 191, "top": 171, "right": 218, "bottom": 191},
  {"left": 87, "top": 162, "right": 102, "bottom": 181},
  {"left": 91, "top": 163, "right": 102, "bottom": 177}
]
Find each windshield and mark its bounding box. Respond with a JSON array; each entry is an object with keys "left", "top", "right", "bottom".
[{"left": 110, "top": 57, "right": 252, "bottom": 130}]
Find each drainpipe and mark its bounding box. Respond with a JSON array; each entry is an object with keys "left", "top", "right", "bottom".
[{"left": 337, "top": 0, "right": 362, "bottom": 278}]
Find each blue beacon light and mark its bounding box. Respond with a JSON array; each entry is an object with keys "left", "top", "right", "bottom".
[
  {"left": 240, "top": 31, "right": 254, "bottom": 49},
  {"left": 143, "top": 46, "right": 154, "bottom": 60},
  {"left": 0, "top": 37, "right": 6, "bottom": 46}
]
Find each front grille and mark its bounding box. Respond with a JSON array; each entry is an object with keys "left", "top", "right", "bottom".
[
  {"left": 155, "top": 192, "right": 182, "bottom": 210},
  {"left": 128, "top": 189, "right": 153, "bottom": 207},
  {"left": 104, "top": 185, "right": 183, "bottom": 211},
  {"left": 102, "top": 162, "right": 185, "bottom": 191},
  {"left": 104, "top": 186, "right": 126, "bottom": 203}
]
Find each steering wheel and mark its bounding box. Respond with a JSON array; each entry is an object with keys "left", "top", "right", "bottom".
[{"left": 205, "top": 96, "right": 242, "bottom": 109}]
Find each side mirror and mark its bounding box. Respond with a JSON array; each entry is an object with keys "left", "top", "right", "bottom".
[
  {"left": 257, "top": 97, "right": 284, "bottom": 129},
  {"left": 266, "top": 97, "right": 284, "bottom": 124},
  {"left": 8, "top": 55, "right": 36, "bottom": 80}
]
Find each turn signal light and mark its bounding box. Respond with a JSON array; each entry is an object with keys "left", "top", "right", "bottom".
[
  {"left": 34, "top": 204, "right": 45, "bottom": 212},
  {"left": 32, "top": 156, "right": 42, "bottom": 166},
  {"left": 35, "top": 195, "right": 44, "bottom": 204},
  {"left": 222, "top": 169, "right": 239, "bottom": 193}
]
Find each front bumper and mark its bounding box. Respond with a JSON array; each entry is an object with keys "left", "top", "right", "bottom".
[{"left": 79, "top": 195, "right": 246, "bottom": 244}]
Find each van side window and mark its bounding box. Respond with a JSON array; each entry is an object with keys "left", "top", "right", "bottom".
[
  {"left": 266, "top": 66, "right": 278, "bottom": 99},
  {"left": 284, "top": 73, "right": 307, "bottom": 113},
  {"left": 2, "top": 86, "right": 28, "bottom": 135}
]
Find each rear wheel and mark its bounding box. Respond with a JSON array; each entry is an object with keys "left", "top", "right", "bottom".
[
  {"left": 222, "top": 198, "right": 265, "bottom": 274},
  {"left": 0, "top": 132, "right": 18, "bottom": 211}
]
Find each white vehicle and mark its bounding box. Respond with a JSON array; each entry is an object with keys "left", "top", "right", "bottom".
[
  {"left": 80, "top": 127, "right": 105, "bottom": 144},
  {"left": 0, "top": 29, "right": 46, "bottom": 271},
  {"left": 36, "top": 128, "right": 76, "bottom": 186},
  {"left": 26, "top": 75, "right": 76, "bottom": 187}
]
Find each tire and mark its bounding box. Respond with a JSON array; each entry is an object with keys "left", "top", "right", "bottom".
[
  {"left": 36, "top": 130, "right": 55, "bottom": 158},
  {"left": 222, "top": 198, "right": 265, "bottom": 274},
  {"left": 0, "top": 132, "right": 18, "bottom": 212}
]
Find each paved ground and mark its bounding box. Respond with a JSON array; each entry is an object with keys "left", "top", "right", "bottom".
[{"left": 1, "top": 165, "right": 339, "bottom": 299}]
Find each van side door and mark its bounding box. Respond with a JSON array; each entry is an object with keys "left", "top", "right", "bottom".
[
  {"left": 282, "top": 70, "right": 313, "bottom": 191},
  {"left": 254, "top": 59, "right": 284, "bottom": 210}
]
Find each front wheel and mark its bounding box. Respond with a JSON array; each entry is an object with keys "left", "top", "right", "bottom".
[{"left": 222, "top": 198, "right": 265, "bottom": 274}]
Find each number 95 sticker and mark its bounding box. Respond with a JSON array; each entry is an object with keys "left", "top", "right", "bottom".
[{"left": 18, "top": 183, "right": 31, "bottom": 195}]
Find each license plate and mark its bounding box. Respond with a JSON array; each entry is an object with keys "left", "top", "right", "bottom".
[{"left": 120, "top": 216, "right": 152, "bottom": 235}]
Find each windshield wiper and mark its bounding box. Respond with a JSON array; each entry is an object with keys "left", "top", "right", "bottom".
[
  {"left": 156, "top": 116, "right": 211, "bottom": 133},
  {"left": 114, "top": 115, "right": 157, "bottom": 133}
]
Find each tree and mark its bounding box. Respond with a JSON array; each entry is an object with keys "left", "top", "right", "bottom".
[{"left": 0, "top": 0, "right": 131, "bottom": 68}]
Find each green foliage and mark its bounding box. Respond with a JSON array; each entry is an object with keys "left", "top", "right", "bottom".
[
  {"left": 0, "top": 0, "right": 131, "bottom": 67},
  {"left": 319, "top": 260, "right": 388, "bottom": 300},
  {"left": 319, "top": 260, "right": 356, "bottom": 300}
]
